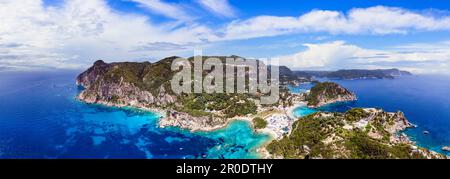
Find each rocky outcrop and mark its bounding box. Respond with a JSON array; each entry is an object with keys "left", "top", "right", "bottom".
[
  {"left": 78, "top": 81, "right": 176, "bottom": 109},
  {"left": 76, "top": 59, "right": 177, "bottom": 109},
  {"left": 159, "top": 110, "right": 229, "bottom": 132},
  {"left": 266, "top": 108, "right": 447, "bottom": 159},
  {"left": 306, "top": 82, "right": 357, "bottom": 108},
  {"left": 349, "top": 108, "right": 414, "bottom": 142},
  {"left": 76, "top": 60, "right": 108, "bottom": 88}
]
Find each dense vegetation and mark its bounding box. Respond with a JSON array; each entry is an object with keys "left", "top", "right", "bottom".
[
  {"left": 266, "top": 111, "right": 428, "bottom": 159},
  {"left": 306, "top": 82, "right": 354, "bottom": 106},
  {"left": 345, "top": 108, "right": 370, "bottom": 122},
  {"left": 176, "top": 93, "right": 258, "bottom": 118},
  {"left": 85, "top": 57, "right": 179, "bottom": 96},
  {"left": 253, "top": 117, "right": 268, "bottom": 129},
  {"left": 266, "top": 113, "right": 342, "bottom": 158},
  {"left": 344, "top": 130, "right": 422, "bottom": 159}
]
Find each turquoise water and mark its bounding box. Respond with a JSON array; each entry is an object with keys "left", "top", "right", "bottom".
[
  {"left": 287, "top": 82, "right": 315, "bottom": 94},
  {"left": 193, "top": 120, "right": 270, "bottom": 159},
  {"left": 290, "top": 75, "right": 450, "bottom": 155},
  {"left": 292, "top": 106, "right": 317, "bottom": 118},
  {"left": 289, "top": 83, "right": 318, "bottom": 118},
  {"left": 0, "top": 71, "right": 269, "bottom": 159}
]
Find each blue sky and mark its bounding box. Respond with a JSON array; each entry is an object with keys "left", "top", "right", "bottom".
[{"left": 1, "top": 0, "right": 450, "bottom": 74}]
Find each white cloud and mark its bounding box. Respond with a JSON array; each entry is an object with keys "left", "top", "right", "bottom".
[
  {"left": 197, "top": 0, "right": 236, "bottom": 18},
  {"left": 277, "top": 41, "right": 371, "bottom": 68},
  {"left": 0, "top": 0, "right": 216, "bottom": 70},
  {"left": 2, "top": 2, "right": 450, "bottom": 73},
  {"left": 277, "top": 41, "right": 450, "bottom": 74},
  {"left": 223, "top": 6, "right": 450, "bottom": 40},
  {"left": 130, "top": 0, "right": 195, "bottom": 22}
]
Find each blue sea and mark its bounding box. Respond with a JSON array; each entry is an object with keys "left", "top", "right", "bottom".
[
  {"left": 0, "top": 71, "right": 448, "bottom": 158},
  {"left": 291, "top": 75, "right": 450, "bottom": 155},
  {"left": 0, "top": 71, "right": 269, "bottom": 159}
]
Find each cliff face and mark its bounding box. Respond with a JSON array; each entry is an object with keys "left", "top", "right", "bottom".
[
  {"left": 160, "top": 109, "right": 228, "bottom": 132},
  {"left": 76, "top": 60, "right": 108, "bottom": 88},
  {"left": 306, "top": 82, "right": 357, "bottom": 108},
  {"left": 266, "top": 108, "right": 447, "bottom": 159},
  {"left": 76, "top": 59, "right": 177, "bottom": 109}
]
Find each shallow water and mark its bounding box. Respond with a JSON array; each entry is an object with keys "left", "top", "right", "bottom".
[{"left": 292, "top": 106, "right": 317, "bottom": 118}]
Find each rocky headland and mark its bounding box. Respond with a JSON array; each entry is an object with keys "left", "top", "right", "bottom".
[{"left": 305, "top": 82, "right": 357, "bottom": 108}]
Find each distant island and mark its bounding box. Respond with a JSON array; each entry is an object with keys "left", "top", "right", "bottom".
[
  {"left": 266, "top": 68, "right": 412, "bottom": 84},
  {"left": 76, "top": 56, "right": 445, "bottom": 159},
  {"left": 295, "top": 69, "right": 412, "bottom": 80}
]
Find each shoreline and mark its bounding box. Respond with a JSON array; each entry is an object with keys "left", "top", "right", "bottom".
[
  {"left": 75, "top": 96, "right": 167, "bottom": 118},
  {"left": 76, "top": 93, "right": 292, "bottom": 158},
  {"left": 403, "top": 128, "right": 450, "bottom": 157},
  {"left": 76, "top": 92, "right": 449, "bottom": 158},
  {"left": 286, "top": 102, "right": 307, "bottom": 120}
]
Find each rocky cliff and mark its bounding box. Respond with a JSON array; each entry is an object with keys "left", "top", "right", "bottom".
[
  {"left": 76, "top": 57, "right": 265, "bottom": 132},
  {"left": 306, "top": 82, "right": 357, "bottom": 108},
  {"left": 76, "top": 58, "right": 178, "bottom": 109}
]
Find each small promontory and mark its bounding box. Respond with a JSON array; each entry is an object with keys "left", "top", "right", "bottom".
[
  {"left": 265, "top": 108, "right": 447, "bottom": 159},
  {"left": 76, "top": 58, "right": 178, "bottom": 109},
  {"left": 306, "top": 82, "right": 357, "bottom": 108}
]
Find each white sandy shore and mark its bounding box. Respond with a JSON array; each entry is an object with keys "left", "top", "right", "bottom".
[
  {"left": 286, "top": 102, "right": 307, "bottom": 121},
  {"left": 254, "top": 103, "right": 308, "bottom": 159}
]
